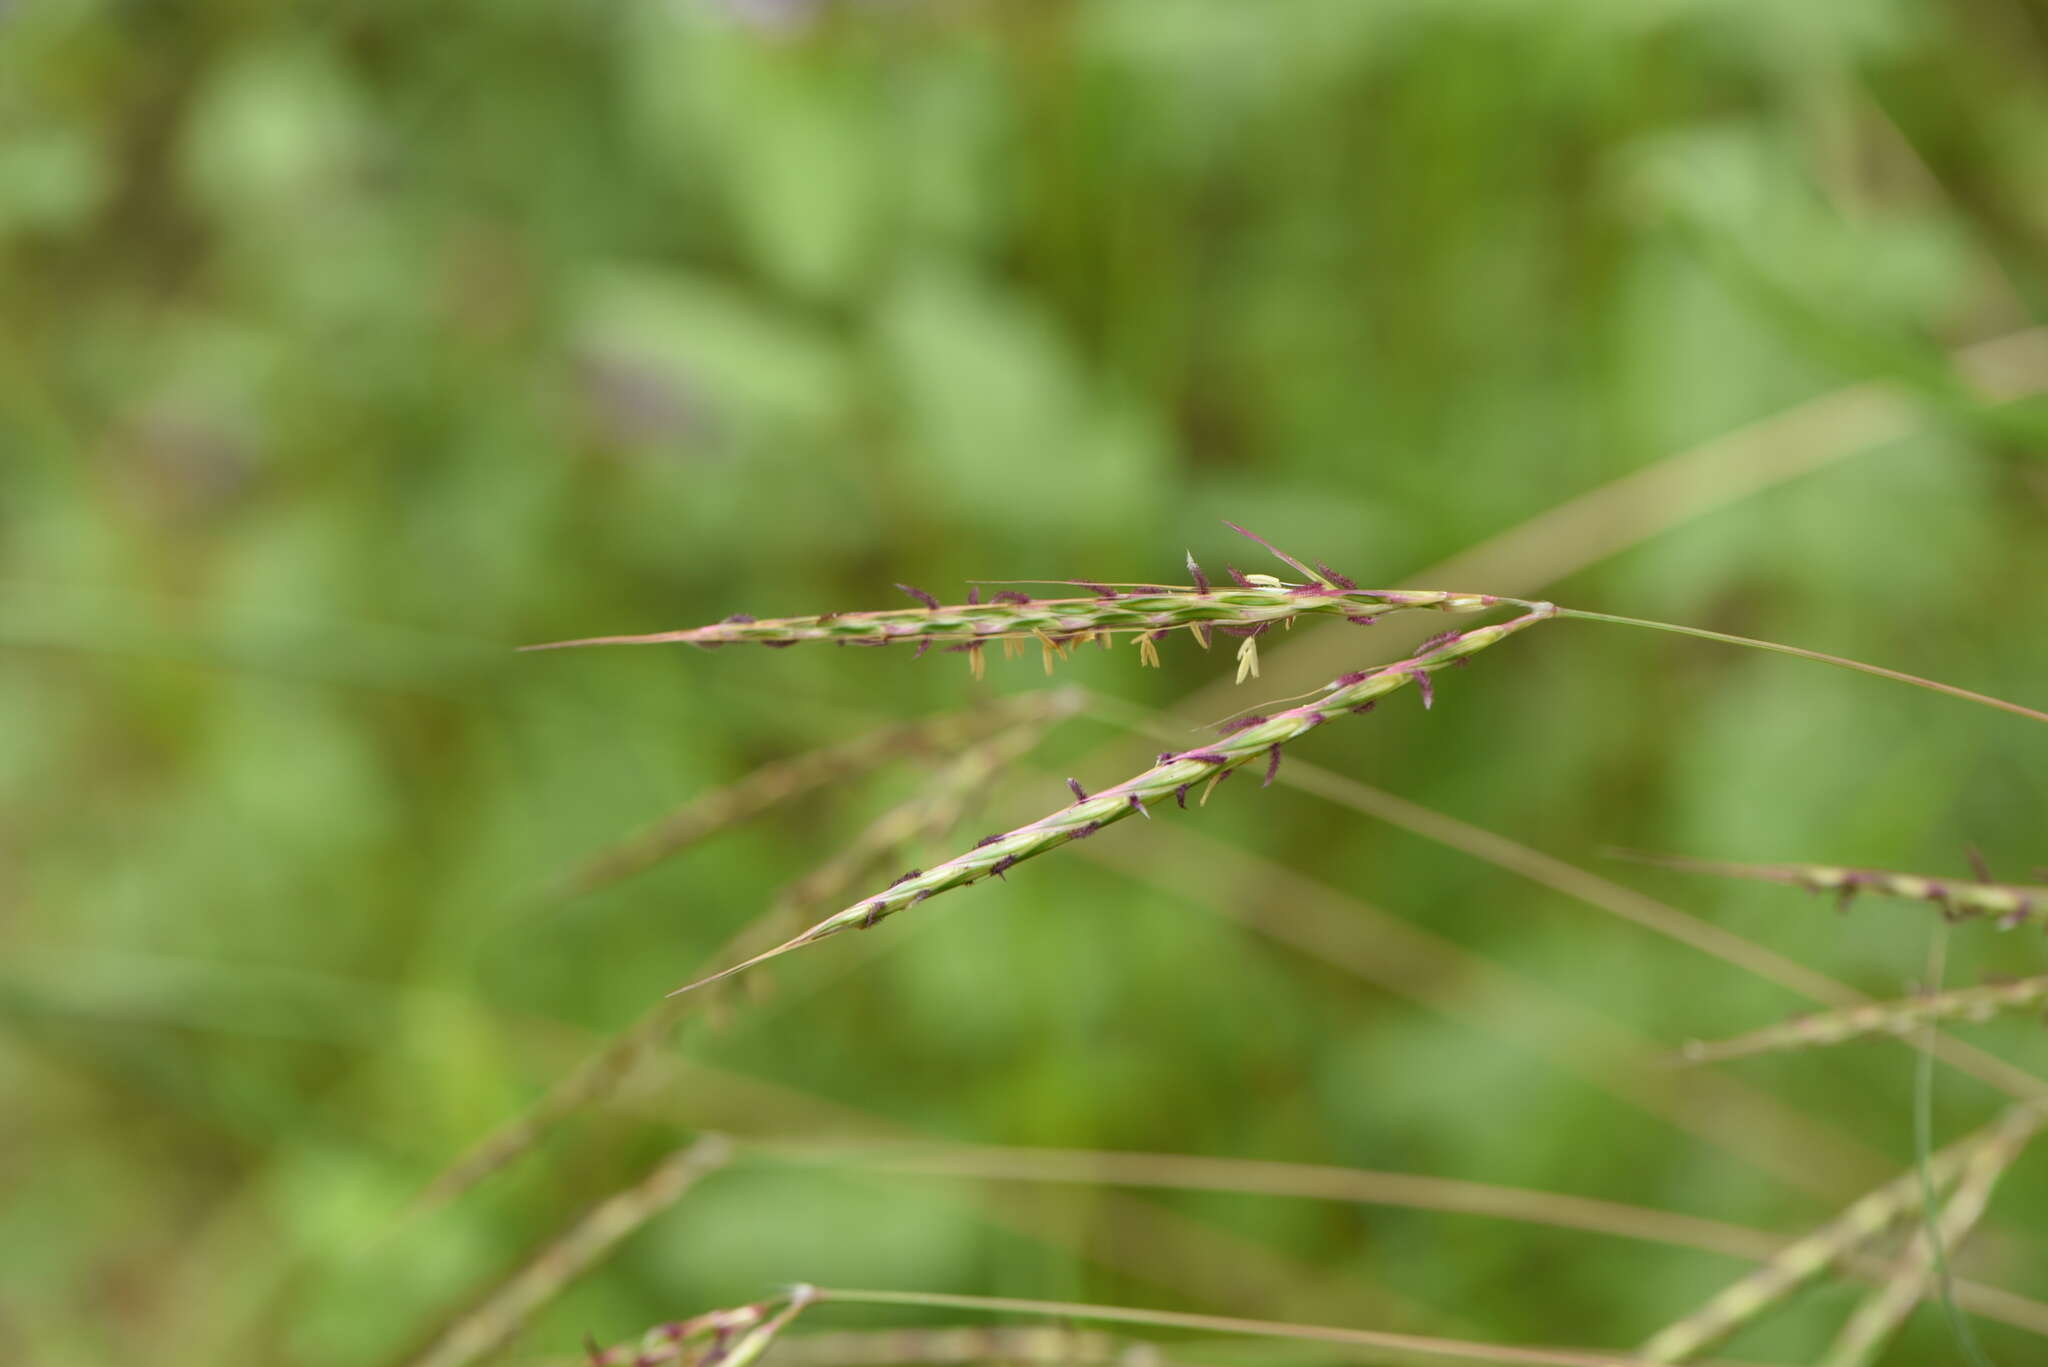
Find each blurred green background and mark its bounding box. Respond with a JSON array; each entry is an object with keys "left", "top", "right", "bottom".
[{"left": 6, "top": 1, "right": 2048, "bottom": 1364}]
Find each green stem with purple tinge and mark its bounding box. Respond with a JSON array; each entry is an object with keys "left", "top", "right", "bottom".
[{"left": 1544, "top": 607, "right": 2048, "bottom": 727}]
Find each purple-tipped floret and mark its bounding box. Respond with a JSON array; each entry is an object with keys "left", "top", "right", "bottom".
[
  {"left": 1187, "top": 551, "right": 1211, "bottom": 595},
  {"left": 1216, "top": 713, "right": 1269, "bottom": 736},
  {"left": 1416, "top": 629, "right": 1462, "bottom": 655},
  {"left": 1411, "top": 666, "right": 1435, "bottom": 710},
  {"left": 1067, "top": 777, "right": 1089, "bottom": 803},
  {"left": 992, "top": 591, "right": 1033, "bottom": 606},
  {"left": 1262, "top": 744, "right": 1283, "bottom": 788},
  {"left": 897, "top": 583, "right": 941, "bottom": 610},
  {"left": 722, "top": 613, "right": 758, "bottom": 624},
  {"left": 1317, "top": 563, "right": 1360, "bottom": 591}
]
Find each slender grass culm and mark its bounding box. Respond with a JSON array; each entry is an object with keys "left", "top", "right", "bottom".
[{"left": 492, "top": 524, "right": 2048, "bottom": 1367}]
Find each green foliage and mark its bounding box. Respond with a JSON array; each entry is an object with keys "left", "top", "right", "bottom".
[{"left": 4, "top": 2, "right": 2047, "bottom": 1365}]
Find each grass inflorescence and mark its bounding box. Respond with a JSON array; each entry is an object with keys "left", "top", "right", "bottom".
[
  {"left": 1613, "top": 850, "right": 2048, "bottom": 930},
  {"left": 492, "top": 525, "right": 2048, "bottom": 1367},
  {"left": 1680, "top": 976, "right": 2048, "bottom": 1066},
  {"left": 661, "top": 602, "right": 1556, "bottom": 996}
]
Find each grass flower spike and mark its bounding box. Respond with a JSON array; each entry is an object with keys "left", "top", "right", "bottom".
[
  {"left": 520, "top": 581, "right": 1506, "bottom": 658},
  {"left": 664, "top": 604, "right": 1555, "bottom": 996},
  {"left": 1680, "top": 975, "right": 2048, "bottom": 1066},
  {"left": 1613, "top": 851, "right": 2048, "bottom": 930}
]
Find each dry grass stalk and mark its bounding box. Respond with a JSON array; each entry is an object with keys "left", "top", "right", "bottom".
[
  {"left": 552, "top": 692, "right": 1078, "bottom": 899},
  {"left": 406, "top": 1137, "right": 733, "bottom": 1367},
  {"left": 1634, "top": 1105, "right": 2043, "bottom": 1363},
  {"left": 548, "top": 1324, "right": 1178, "bottom": 1367},
  {"left": 660, "top": 604, "right": 1556, "bottom": 996},
  {"left": 730, "top": 1137, "right": 2048, "bottom": 1338},
  {"left": 414, "top": 703, "right": 1078, "bottom": 1216},
  {"left": 1612, "top": 851, "right": 2048, "bottom": 931},
  {"left": 1818, "top": 1107, "right": 2043, "bottom": 1367},
  {"left": 759, "top": 1325, "right": 1175, "bottom": 1366},
  {"left": 1680, "top": 976, "right": 2048, "bottom": 1066},
  {"left": 797, "top": 1287, "right": 1665, "bottom": 1367}
]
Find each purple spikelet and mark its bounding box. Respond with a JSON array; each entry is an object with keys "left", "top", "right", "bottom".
[
  {"left": 1186, "top": 551, "right": 1211, "bottom": 595},
  {"left": 1217, "top": 713, "right": 1269, "bottom": 736},
  {"left": 761, "top": 639, "right": 798, "bottom": 649},
  {"left": 972, "top": 833, "right": 1004, "bottom": 849},
  {"left": 1317, "top": 563, "right": 1359, "bottom": 591},
  {"left": 896, "top": 583, "right": 941, "bottom": 610},
  {"left": 1411, "top": 666, "right": 1435, "bottom": 710},
  {"left": 990, "top": 855, "right": 1017, "bottom": 880},
  {"left": 913, "top": 640, "right": 931, "bottom": 659},
  {"left": 860, "top": 901, "right": 886, "bottom": 929},
  {"left": 885, "top": 869, "right": 923, "bottom": 890},
  {"left": 967, "top": 584, "right": 981, "bottom": 605},
  {"left": 1073, "top": 580, "right": 1119, "bottom": 600},
  {"left": 1070, "top": 821, "right": 1103, "bottom": 840},
  {"left": 1350, "top": 699, "right": 1377, "bottom": 716},
  {"left": 1345, "top": 614, "right": 1380, "bottom": 626},
  {"left": 1226, "top": 563, "right": 1254, "bottom": 588},
  {"left": 1067, "top": 777, "right": 1089, "bottom": 803},
  {"left": 1262, "top": 744, "right": 1283, "bottom": 788},
  {"left": 723, "top": 613, "right": 757, "bottom": 624},
  {"left": 992, "top": 591, "right": 1033, "bottom": 606},
  {"left": 1335, "top": 671, "right": 1371, "bottom": 688},
  {"left": 1179, "top": 751, "right": 1228, "bottom": 764},
  {"left": 1174, "top": 784, "right": 1191, "bottom": 809},
  {"left": 1416, "top": 629, "right": 1462, "bottom": 655},
  {"left": 1128, "top": 793, "right": 1150, "bottom": 819}
]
